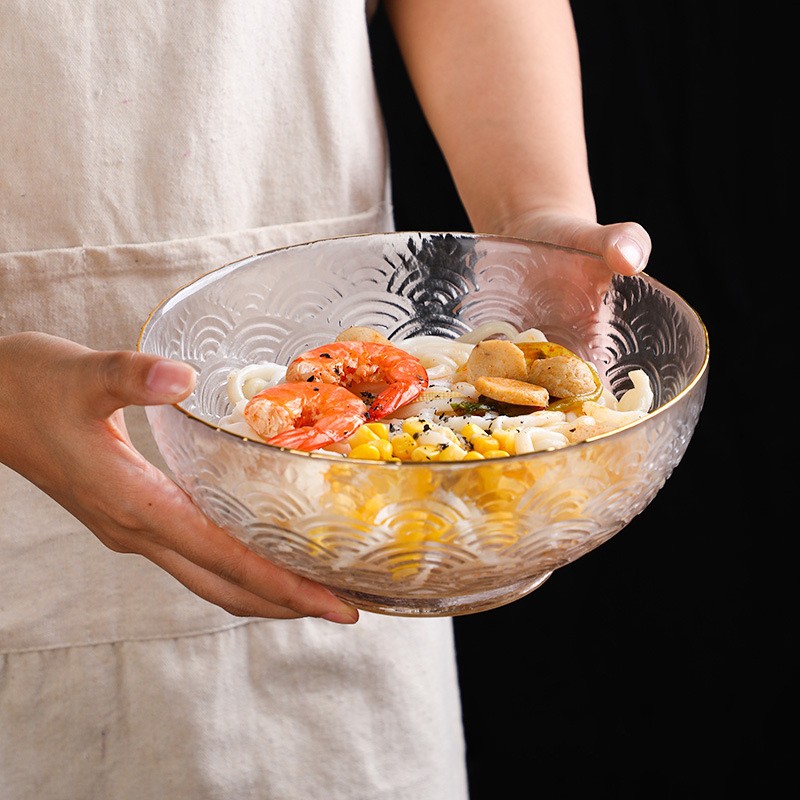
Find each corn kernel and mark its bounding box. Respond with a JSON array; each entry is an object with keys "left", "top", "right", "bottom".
[
  {"left": 348, "top": 422, "right": 390, "bottom": 447},
  {"left": 483, "top": 449, "right": 510, "bottom": 459},
  {"left": 471, "top": 435, "right": 501, "bottom": 454},
  {"left": 438, "top": 442, "right": 468, "bottom": 462},
  {"left": 460, "top": 422, "right": 486, "bottom": 441},
  {"left": 492, "top": 429, "right": 517, "bottom": 454},
  {"left": 462, "top": 451, "right": 485, "bottom": 461},
  {"left": 410, "top": 444, "right": 442, "bottom": 462},
  {"left": 390, "top": 432, "right": 417, "bottom": 459},
  {"left": 374, "top": 439, "right": 394, "bottom": 460},
  {"left": 402, "top": 418, "right": 426, "bottom": 436},
  {"left": 348, "top": 442, "right": 383, "bottom": 460},
  {"left": 362, "top": 495, "right": 386, "bottom": 519},
  {"left": 363, "top": 421, "right": 390, "bottom": 440},
  {"left": 347, "top": 426, "right": 379, "bottom": 448}
]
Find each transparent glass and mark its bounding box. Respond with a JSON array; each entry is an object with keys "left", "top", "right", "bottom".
[{"left": 138, "top": 232, "right": 709, "bottom": 616}]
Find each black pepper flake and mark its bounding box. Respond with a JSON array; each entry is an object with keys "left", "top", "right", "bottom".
[
  {"left": 306, "top": 376, "right": 315, "bottom": 382},
  {"left": 320, "top": 353, "right": 332, "bottom": 359}
]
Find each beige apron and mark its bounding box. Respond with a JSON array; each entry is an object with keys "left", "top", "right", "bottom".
[{"left": 0, "top": 3, "right": 468, "bottom": 798}]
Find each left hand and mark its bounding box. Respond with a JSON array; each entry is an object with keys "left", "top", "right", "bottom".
[{"left": 499, "top": 209, "right": 652, "bottom": 276}]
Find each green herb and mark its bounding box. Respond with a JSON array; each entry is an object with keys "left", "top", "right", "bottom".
[{"left": 450, "top": 399, "right": 491, "bottom": 416}]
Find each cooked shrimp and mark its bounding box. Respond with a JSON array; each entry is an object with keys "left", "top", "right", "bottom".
[
  {"left": 243, "top": 381, "right": 368, "bottom": 451},
  {"left": 284, "top": 341, "right": 429, "bottom": 420}
]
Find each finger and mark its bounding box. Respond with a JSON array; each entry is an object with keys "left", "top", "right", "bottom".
[
  {"left": 594, "top": 222, "right": 652, "bottom": 275},
  {"left": 97, "top": 475, "right": 360, "bottom": 623},
  {"left": 573, "top": 221, "right": 651, "bottom": 276},
  {"left": 58, "top": 439, "right": 360, "bottom": 622},
  {"left": 503, "top": 213, "right": 651, "bottom": 276},
  {"left": 82, "top": 350, "right": 197, "bottom": 418},
  {"left": 164, "top": 515, "right": 360, "bottom": 622},
  {"left": 146, "top": 542, "right": 358, "bottom": 622}
]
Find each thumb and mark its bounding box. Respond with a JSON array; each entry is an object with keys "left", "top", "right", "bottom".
[
  {"left": 85, "top": 350, "right": 197, "bottom": 418},
  {"left": 504, "top": 213, "right": 652, "bottom": 277},
  {"left": 571, "top": 221, "right": 652, "bottom": 276}
]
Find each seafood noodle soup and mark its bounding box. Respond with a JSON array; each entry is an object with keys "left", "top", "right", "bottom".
[{"left": 218, "top": 322, "right": 654, "bottom": 461}]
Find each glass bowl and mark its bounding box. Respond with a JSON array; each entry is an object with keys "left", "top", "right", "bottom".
[{"left": 138, "top": 232, "right": 709, "bottom": 616}]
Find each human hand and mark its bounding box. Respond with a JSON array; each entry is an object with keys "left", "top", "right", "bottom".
[
  {"left": 498, "top": 210, "right": 652, "bottom": 276},
  {"left": 0, "top": 332, "right": 359, "bottom": 624}
]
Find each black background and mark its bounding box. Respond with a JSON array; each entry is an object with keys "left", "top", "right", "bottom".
[{"left": 369, "top": 3, "right": 779, "bottom": 796}]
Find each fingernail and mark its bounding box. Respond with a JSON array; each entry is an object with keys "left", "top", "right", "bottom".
[
  {"left": 613, "top": 235, "right": 646, "bottom": 272},
  {"left": 321, "top": 607, "right": 359, "bottom": 624},
  {"left": 146, "top": 360, "right": 196, "bottom": 397}
]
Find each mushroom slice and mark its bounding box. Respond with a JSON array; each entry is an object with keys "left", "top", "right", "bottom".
[
  {"left": 465, "top": 339, "right": 528, "bottom": 383},
  {"left": 335, "top": 326, "right": 392, "bottom": 345},
  {"left": 473, "top": 376, "right": 549, "bottom": 408}
]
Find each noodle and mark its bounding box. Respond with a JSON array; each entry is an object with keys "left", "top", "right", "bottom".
[{"left": 217, "top": 325, "right": 653, "bottom": 458}]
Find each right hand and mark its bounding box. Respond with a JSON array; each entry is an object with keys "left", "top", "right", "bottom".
[{"left": 0, "top": 332, "right": 359, "bottom": 624}]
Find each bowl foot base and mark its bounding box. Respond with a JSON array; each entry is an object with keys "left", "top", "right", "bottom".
[{"left": 328, "top": 572, "right": 553, "bottom": 617}]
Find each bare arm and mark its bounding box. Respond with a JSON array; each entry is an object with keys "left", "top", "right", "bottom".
[{"left": 384, "top": 0, "right": 650, "bottom": 274}]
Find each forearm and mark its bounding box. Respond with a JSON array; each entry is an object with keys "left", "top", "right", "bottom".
[{"left": 383, "top": 0, "right": 596, "bottom": 233}]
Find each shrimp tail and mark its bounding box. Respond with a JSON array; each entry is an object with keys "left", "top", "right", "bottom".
[
  {"left": 267, "top": 425, "right": 351, "bottom": 451},
  {"left": 368, "top": 379, "right": 428, "bottom": 420},
  {"left": 266, "top": 405, "right": 367, "bottom": 450}
]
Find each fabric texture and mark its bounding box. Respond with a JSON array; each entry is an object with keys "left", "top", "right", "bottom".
[{"left": 0, "top": 2, "right": 469, "bottom": 798}]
